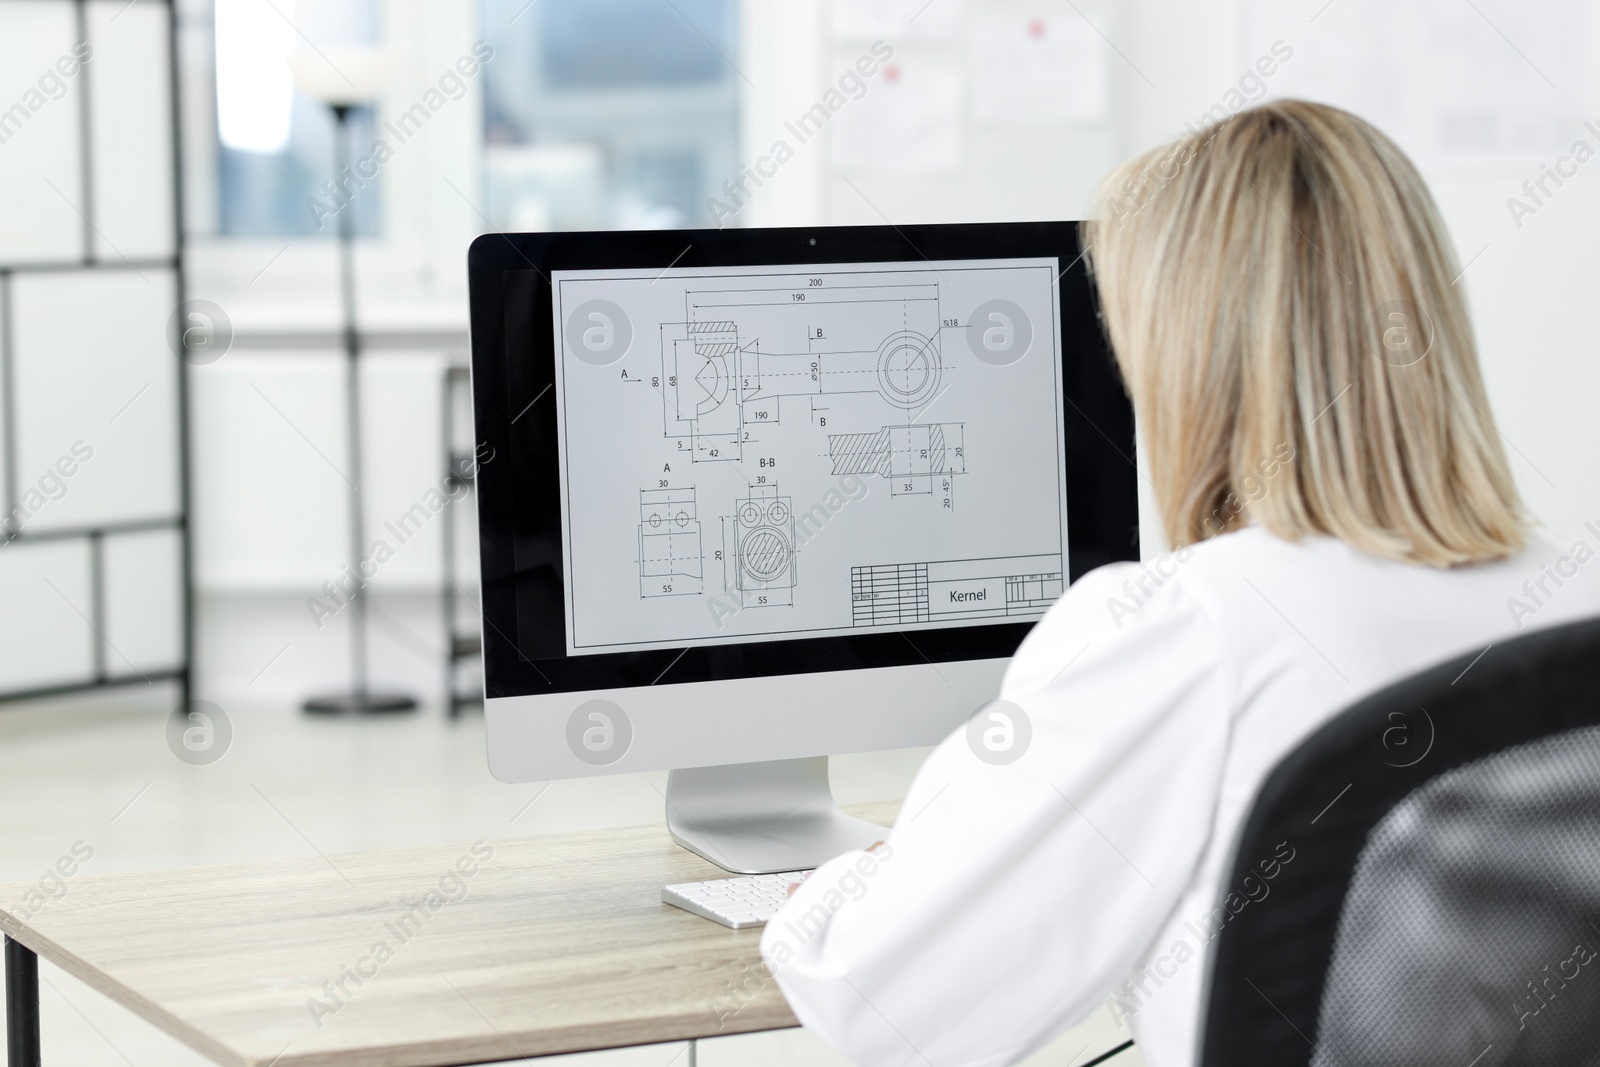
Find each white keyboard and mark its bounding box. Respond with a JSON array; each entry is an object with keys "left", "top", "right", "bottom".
[{"left": 661, "top": 871, "right": 812, "bottom": 929}]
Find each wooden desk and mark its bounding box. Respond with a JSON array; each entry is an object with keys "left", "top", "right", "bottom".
[{"left": 1, "top": 802, "right": 897, "bottom": 1067}]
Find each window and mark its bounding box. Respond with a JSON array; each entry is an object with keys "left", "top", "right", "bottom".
[
  {"left": 212, "top": 0, "right": 381, "bottom": 236},
  {"left": 480, "top": 0, "right": 739, "bottom": 231}
]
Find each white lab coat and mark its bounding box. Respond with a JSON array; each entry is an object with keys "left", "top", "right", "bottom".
[{"left": 762, "top": 526, "right": 1600, "bottom": 1067}]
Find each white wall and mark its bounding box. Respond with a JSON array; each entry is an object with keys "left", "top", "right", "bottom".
[
  {"left": 1116, "top": 0, "right": 1600, "bottom": 546},
  {"left": 191, "top": 0, "right": 1600, "bottom": 596},
  {"left": 732, "top": 0, "right": 1600, "bottom": 552}
]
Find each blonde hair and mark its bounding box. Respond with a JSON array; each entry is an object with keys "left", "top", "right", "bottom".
[{"left": 1082, "top": 100, "right": 1527, "bottom": 567}]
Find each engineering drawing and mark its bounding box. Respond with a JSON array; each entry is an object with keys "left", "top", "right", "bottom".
[
  {"left": 638, "top": 487, "right": 702, "bottom": 597},
  {"left": 828, "top": 423, "right": 966, "bottom": 496},
  {"left": 659, "top": 280, "right": 949, "bottom": 462},
  {"left": 730, "top": 484, "right": 795, "bottom": 607}
]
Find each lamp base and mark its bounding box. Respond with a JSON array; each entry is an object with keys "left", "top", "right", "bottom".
[{"left": 303, "top": 691, "right": 417, "bottom": 715}]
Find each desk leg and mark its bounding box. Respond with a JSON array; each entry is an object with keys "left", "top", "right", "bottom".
[{"left": 5, "top": 936, "right": 41, "bottom": 1067}]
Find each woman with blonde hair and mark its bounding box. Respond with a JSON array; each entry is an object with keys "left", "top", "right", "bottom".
[{"left": 762, "top": 101, "right": 1600, "bottom": 1067}]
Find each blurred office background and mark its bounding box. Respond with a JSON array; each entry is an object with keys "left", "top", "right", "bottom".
[{"left": 2, "top": 0, "right": 1599, "bottom": 1063}]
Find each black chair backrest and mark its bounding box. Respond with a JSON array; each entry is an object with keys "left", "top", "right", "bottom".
[{"left": 1198, "top": 614, "right": 1600, "bottom": 1067}]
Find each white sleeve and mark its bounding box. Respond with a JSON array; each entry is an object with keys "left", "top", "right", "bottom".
[{"left": 760, "top": 562, "right": 1232, "bottom": 1067}]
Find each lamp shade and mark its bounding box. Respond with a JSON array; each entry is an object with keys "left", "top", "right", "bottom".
[{"left": 288, "top": 47, "right": 393, "bottom": 106}]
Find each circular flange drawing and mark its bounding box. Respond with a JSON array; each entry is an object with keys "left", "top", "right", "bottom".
[
  {"left": 741, "top": 527, "right": 790, "bottom": 581},
  {"left": 874, "top": 331, "right": 941, "bottom": 409}
]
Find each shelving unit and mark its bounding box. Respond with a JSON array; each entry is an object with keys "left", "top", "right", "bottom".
[
  {"left": 441, "top": 363, "right": 482, "bottom": 717},
  {"left": 0, "top": 0, "right": 192, "bottom": 712}
]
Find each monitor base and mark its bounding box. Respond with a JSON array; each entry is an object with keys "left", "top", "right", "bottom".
[{"left": 664, "top": 756, "right": 887, "bottom": 874}]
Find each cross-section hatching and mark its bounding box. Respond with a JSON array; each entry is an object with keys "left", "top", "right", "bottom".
[{"left": 828, "top": 423, "right": 966, "bottom": 496}]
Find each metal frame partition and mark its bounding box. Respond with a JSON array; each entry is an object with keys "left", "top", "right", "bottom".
[{"left": 0, "top": 0, "right": 192, "bottom": 712}]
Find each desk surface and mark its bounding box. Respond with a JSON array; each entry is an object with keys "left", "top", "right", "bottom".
[{"left": 0, "top": 802, "right": 898, "bottom": 1067}]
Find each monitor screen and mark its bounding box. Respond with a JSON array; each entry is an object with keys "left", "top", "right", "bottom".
[
  {"left": 467, "top": 223, "right": 1136, "bottom": 701},
  {"left": 550, "top": 257, "right": 1067, "bottom": 657}
]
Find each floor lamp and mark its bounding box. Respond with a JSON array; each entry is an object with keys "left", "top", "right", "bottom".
[{"left": 291, "top": 50, "right": 416, "bottom": 715}]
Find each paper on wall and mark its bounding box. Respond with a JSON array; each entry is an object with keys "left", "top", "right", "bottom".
[
  {"left": 831, "top": 54, "right": 964, "bottom": 173},
  {"left": 971, "top": 9, "right": 1109, "bottom": 122},
  {"left": 1239, "top": 0, "right": 1592, "bottom": 176},
  {"left": 831, "top": 0, "right": 965, "bottom": 42}
]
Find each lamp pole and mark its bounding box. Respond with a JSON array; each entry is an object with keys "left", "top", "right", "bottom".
[{"left": 304, "top": 103, "right": 416, "bottom": 716}]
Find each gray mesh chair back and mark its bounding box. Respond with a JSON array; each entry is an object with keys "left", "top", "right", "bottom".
[{"left": 1198, "top": 615, "right": 1600, "bottom": 1067}]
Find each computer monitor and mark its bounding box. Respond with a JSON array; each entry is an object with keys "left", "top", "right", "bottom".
[{"left": 466, "top": 222, "right": 1137, "bottom": 873}]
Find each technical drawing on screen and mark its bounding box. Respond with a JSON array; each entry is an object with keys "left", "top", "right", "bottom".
[{"left": 550, "top": 257, "right": 1070, "bottom": 656}]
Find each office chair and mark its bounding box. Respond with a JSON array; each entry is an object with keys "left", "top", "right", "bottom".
[{"left": 1197, "top": 614, "right": 1600, "bottom": 1067}]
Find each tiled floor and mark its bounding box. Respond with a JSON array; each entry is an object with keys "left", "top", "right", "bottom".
[{"left": 0, "top": 594, "right": 1142, "bottom": 1066}]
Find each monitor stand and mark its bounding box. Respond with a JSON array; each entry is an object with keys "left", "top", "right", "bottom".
[{"left": 665, "top": 756, "right": 887, "bottom": 874}]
